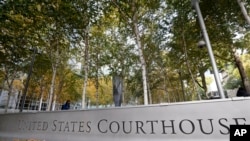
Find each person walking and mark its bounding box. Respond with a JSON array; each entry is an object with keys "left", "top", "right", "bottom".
[
  {"left": 236, "top": 87, "right": 250, "bottom": 97},
  {"left": 61, "top": 100, "right": 70, "bottom": 110}
]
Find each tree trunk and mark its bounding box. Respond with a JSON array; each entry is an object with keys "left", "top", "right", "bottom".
[
  {"left": 162, "top": 70, "right": 170, "bottom": 103},
  {"left": 199, "top": 68, "right": 207, "bottom": 93},
  {"left": 234, "top": 53, "right": 250, "bottom": 94},
  {"left": 178, "top": 71, "right": 186, "bottom": 101},
  {"left": 52, "top": 94, "right": 57, "bottom": 111},
  {"left": 82, "top": 28, "right": 89, "bottom": 109},
  {"left": 47, "top": 66, "right": 57, "bottom": 111},
  {"left": 94, "top": 48, "right": 99, "bottom": 108},
  {"left": 95, "top": 75, "right": 99, "bottom": 108},
  {"left": 237, "top": 0, "right": 250, "bottom": 25},
  {"left": 0, "top": 75, "right": 6, "bottom": 96},
  {"left": 4, "top": 79, "right": 13, "bottom": 113},
  {"left": 182, "top": 31, "right": 201, "bottom": 100},
  {"left": 113, "top": 75, "right": 123, "bottom": 107},
  {"left": 38, "top": 94, "right": 43, "bottom": 111},
  {"left": 132, "top": 0, "right": 148, "bottom": 105},
  {"left": 147, "top": 83, "right": 152, "bottom": 104},
  {"left": 38, "top": 78, "right": 44, "bottom": 111},
  {"left": 5, "top": 91, "right": 11, "bottom": 113},
  {"left": 15, "top": 91, "right": 21, "bottom": 110}
]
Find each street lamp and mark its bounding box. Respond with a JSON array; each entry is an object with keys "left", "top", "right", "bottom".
[
  {"left": 197, "top": 40, "right": 206, "bottom": 48},
  {"left": 191, "top": 0, "right": 225, "bottom": 99}
]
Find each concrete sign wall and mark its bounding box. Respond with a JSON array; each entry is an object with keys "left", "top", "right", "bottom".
[{"left": 0, "top": 98, "right": 250, "bottom": 141}]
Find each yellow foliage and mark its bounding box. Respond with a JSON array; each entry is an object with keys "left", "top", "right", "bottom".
[
  {"left": 86, "top": 78, "right": 113, "bottom": 106},
  {"left": 12, "top": 79, "right": 24, "bottom": 90}
]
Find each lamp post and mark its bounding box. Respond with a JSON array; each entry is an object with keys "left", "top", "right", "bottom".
[
  {"left": 20, "top": 48, "right": 37, "bottom": 112},
  {"left": 191, "top": 0, "right": 225, "bottom": 98}
]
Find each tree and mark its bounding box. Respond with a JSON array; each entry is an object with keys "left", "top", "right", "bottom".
[{"left": 110, "top": 0, "right": 165, "bottom": 105}]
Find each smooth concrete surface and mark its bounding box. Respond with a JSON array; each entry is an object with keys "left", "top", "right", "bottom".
[{"left": 0, "top": 98, "right": 250, "bottom": 141}]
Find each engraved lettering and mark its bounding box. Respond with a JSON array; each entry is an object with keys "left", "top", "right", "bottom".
[
  {"left": 64, "top": 122, "right": 70, "bottom": 132},
  {"left": 179, "top": 119, "right": 195, "bottom": 134},
  {"left": 32, "top": 121, "right": 37, "bottom": 130},
  {"left": 37, "top": 121, "right": 42, "bottom": 130},
  {"left": 98, "top": 119, "right": 108, "bottom": 133},
  {"left": 161, "top": 120, "right": 176, "bottom": 134},
  {"left": 79, "top": 121, "right": 85, "bottom": 132},
  {"left": 42, "top": 122, "right": 48, "bottom": 131},
  {"left": 58, "top": 121, "right": 64, "bottom": 131},
  {"left": 135, "top": 121, "right": 146, "bottom": 134},
  {"left": 52, "top": 120, "right": 57, "bottom": 131},
  {"left": 146, "top": 120, "right": 158, "bottom": 134},
  {"left": 122, "top": 121, "right": 132, "bottom": 134},
  {"left": 71, "top": 121, "right": 77, "bottom": 132},
  {"left": 109, "top": 121, "right": 120, "bottom": 133},
  {"left": 86, "top": 121, "right": 91, "bottom": 133},
  {"left": 218, "top": 118, "right": 229, "bottom": 135},
  {"left": 233, "top": 118, "right": 246, "bottom": 125},
  {"left": 197, "top": 119, "right": 214, "bottom": 135}
]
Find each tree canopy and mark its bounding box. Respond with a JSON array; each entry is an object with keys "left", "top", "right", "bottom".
[{"left": 0, "top": 0, "right": 250, "bottom": 111}]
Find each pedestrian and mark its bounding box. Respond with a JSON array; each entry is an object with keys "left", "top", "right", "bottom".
[
  {"left": 61, "top": 100, "right": 70, "bottom": 110},
  {"left": 236, "top": 87, "right": 250, "bottom": 97}
]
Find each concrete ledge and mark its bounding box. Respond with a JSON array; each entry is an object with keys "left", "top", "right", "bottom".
[{"left": 0, "top": 98, "right": 249, "bottom": 141}]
